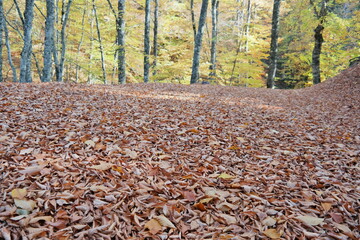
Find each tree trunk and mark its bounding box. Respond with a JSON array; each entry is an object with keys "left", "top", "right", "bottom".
[
  {"left": 190, "top": 0, "right": 197, "bottom": 40},
  {"left": 58, "top": 0, "right": 73, "bottom": 82},
  {"left": 190, "top": 0, "right": 209, "bottom": 84},
  {"left": 3, "top": 19, "right": 17, "bottom": 82},
  {"left": 93, "top": 0, "right": 107, "bottom": 84},
  {"left": 75, "top": 5, "right": 87, "bottom": 83},
  {"left": 118, "top": 0, "right": 126, "bottom": 84},
  {"left": 41, "top": 0, "right": 56, "bottom": 82},
  {"left": 310, "top": 0, "right": 328, "bottom": 85},
  {"left": 209, "top": 0, "right": 219, "bottom": 79},
  {"left": 152, "top": 0, "right": 159, "bottom": 77},
  {"left": 19, "top": 0, "right": 35, "bottom": 83},
  {"left": 244, "top": 0, "right": 251, "bottom": 52},
  {"left": 144, "top": 0, "right": 151, "bottom": 83},
  {"left": 312, "top": 24, "right": 324, "bottom": 84},
  {"left": 266, "top": 0, "right": 281, "bottom": 89},
  {"left": 0, "top": 0, "right": 3, "bottom": 82}
]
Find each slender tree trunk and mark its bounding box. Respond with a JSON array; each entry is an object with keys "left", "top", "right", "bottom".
[
  {"left": 190, "top": 0, "right": 209, "bottom": 84},
  {"left": 3, "top": 20, "right": 17, "bottom": 82},
  {"left": 75, "top": 5, "right": 87, "bottom": 83},
  {"left": 93, "top": 0, "right": 107, "bottom": 84},
  {"left": 266, "top": 0, "right": 281, "bottom": 89},
  {"left": 152, "top": 0, "right": 159, "bottom": 77},
  {"left": 144, "top": 0, "right": 151, "bottom": 83},
  {"left": 19, "top": 0, "right": 35, "bottom": 83},
  {"left": 312, "top": 24, "right": 324, "bottom": 84},
  {"left": 58, "top": 0, "right": 73, "bottom": 82},
  {"left": 310, "top": 0, "right": 328, "bottom": 85},
  {"left": 244, "top": 0, "right": 251, "bottom": 52},
  {"left": 118, "top": 0, "right": 126, "bottom": 84},
  {"left": 41, "top": 0, "right": 56, "bottom": 82},
  {"left": 88, "top": 6, "right": 94, "bottom": 83},
  {"left": 190, "top": 0, "right": 197, "bottom": 40},
  {"left": 0, "top": 0, "right": 3, "bottom": 82},
  {"left": 209, "top": 0, "right": 219, "bottom": 79}
]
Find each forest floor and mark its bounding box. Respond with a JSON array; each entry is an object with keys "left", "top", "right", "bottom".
[{"left": 0, "top": 65, "right": 359, "bottom": 240}]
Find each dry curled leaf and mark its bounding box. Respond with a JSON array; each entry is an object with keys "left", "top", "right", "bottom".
[{"left": 154, "top": 215, "right": 176, "bottom": 229}]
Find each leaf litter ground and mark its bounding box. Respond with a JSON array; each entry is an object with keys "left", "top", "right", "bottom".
[{"left": 0, "top": 65, "right": 359, "bottom": 239}]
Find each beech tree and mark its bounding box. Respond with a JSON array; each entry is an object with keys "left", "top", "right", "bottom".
[
  {"left": 310, "top": 0, "right": 329, "bottom": 85},
  {"left": 152, "top": 0, "right": 159, "bottom": 76},
  {"left": 41, "top": 0, "right": 55, "bottom": 82},
  {"left": 190, "top": 0, "right": 209, "bottom": 84},
  {"left": 93, "top": 0, "right": 107, "bottom": 83},
  {"left": 144, "top": 0, "right": 151, "bottom": 83},
  {"left": 118, "top": 0, "right": 126, "bottom": 84},
  {"left": 209, "top": 0, "right": 219, "bottom": 79},
  {"left": 267, "top": 0, "right": 281, "bottom": 89},
  {"left": 19, "top": 0, "right": 35, "bottom": 83},
  {"left": 58, "top": 0, "right": 73, "bottom": 82}
]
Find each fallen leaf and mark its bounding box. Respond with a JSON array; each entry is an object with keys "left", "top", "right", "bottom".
[
  {"left": 333, "top": 222, "right": 352, "bottom": 234},
  {"left": 20, "top": 148, "right": 34, "bottom": 155},
  {"left": 217, "top": 213, "right": 237, "bottom": 224},
  {"left": 84, "top": 140, "right": 95, "bottom": 147},
  {"left": 263, "top": 229, "right": 282, "bottom": 239},
  {"left": 11, "top": 188, "right": 27, "bottom": 199},
  {"left": 321, "top": 202, "right": 332, "bottom": 211},
  {"left": 14, "top": 199, "right": 36, "bottom": 211},
  {"left": 144, "top": 219, "right": 162, "bottom": 235},
  {"left": 183, "top": 191, "right": 196, "bottom": 201},
  {"left": 29, "top": 216, "right": 53, "bottom": 224},
  {"left": 154, "top": 215, "right": 176, "bottom": 228},
  {"left": 262, "top": 216, "right": 277, "bottom": 226},
  {"left": 89, "top": 161, "right": 113, "bottom": 171},
  {"left": 125, "top": 149, "right": 138, "bottom": 159},
  {"left": 18, "top": 165, "right": 44, "bottom": 175},
  {"left": 218, "top": 173, "right": 235, "bottom": 179},
  {"left": 295, "top": 215, "right": 324, "bottom": 226}
]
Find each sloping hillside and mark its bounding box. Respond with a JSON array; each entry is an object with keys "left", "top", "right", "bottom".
[{"left": 0, "top": 66, "right": 359, "bottom": 239}]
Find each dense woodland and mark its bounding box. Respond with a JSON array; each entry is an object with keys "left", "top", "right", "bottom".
[{"left": 0, "top": 0, "right": 358, "bottom": 88}]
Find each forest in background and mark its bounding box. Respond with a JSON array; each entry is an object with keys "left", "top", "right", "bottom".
[{"left": 0, "top": 0, "right": 359, "bottom": 88}]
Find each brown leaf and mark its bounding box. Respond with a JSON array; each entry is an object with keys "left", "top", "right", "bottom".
[
  {"left": 263, "top": 229, "right": 282, "bottom": 239},
  {"left": 144, "top": 219, "right": 162, "bottom": 235}
]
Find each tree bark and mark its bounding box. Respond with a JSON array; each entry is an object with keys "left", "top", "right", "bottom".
[
  {"left": 41, "top": 0, "right": 56, "bottom": 82},
  {"left": 19, "top": 0, "right": 35, "bottom": 83},
  {"left": 93, "top": 0, "right": 107, "bottom": 84},
  {"left": 244, "top": 0, "right": 251, "bottom": 52},
  {"left": 266, "top": 0, "right": 281, "bottom": 89},
  {"left": 190, "top": 0, "right": 209, "bottom": 84},
  {"left": 209, "top": 0, "right": 219, "bottom": 79},
  {"left": 118, "top": 0, "right": 126, "bottom": 84},
  {"left": 58, "top": 0, "right": 73, "bottom": 82},
  {"left": 310, "top": 0, "right": 328, "bottom": 85},
  {"left": 3, "top": 19, "right": 17, "bottom": 82},
  {"left": 190, "top": 0, "right": 197, "bottom": 40},
  {"left": 144, "top": 0, "right": 151, "bottom": 83},
  {"left": 152, "top": 0, "right": 159, "bottom": 77},
  {"left": 75, "top": 5, "right": 87, "bottom": 83},
  {"left": 312, "top": 24, "right": 324, "bottom": 84}
]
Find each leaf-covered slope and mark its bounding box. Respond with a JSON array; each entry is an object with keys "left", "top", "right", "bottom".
[{"left": 0, "top": 67, "right": 359, "bottom": 239}]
